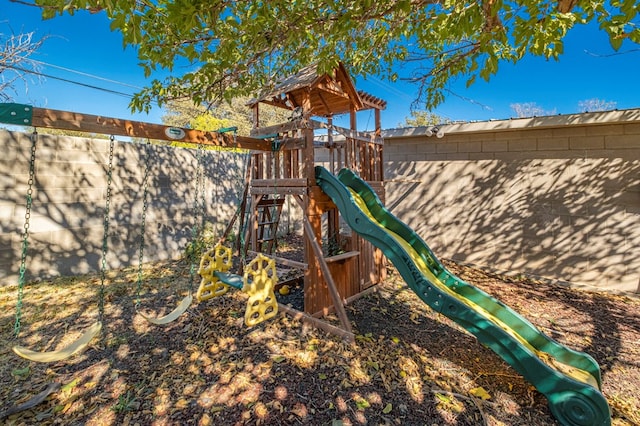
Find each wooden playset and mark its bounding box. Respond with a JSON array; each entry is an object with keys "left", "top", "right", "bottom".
[
  {"left": 2, "top": 66, "right": 614, "bottom": 426},
  {"left": 1, "top": 62, "right": 387, "bottom": 343}
]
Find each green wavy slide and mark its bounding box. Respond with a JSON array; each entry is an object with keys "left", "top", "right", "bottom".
[{"left": 315, "top": 166, "right": 610, "bottom": 426}]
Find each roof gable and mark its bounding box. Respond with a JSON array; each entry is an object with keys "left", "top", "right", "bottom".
[{"left": 250, "top": 62, "right": 385, "bottom": 116}]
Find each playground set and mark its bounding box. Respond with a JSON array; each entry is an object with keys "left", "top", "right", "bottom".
[{"left": 1, "top": 63, "right": 611, "bottom": 425}]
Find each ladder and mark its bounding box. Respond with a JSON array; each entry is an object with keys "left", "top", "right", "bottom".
[{"left": 254, "top": 195, "right": 285, "bottom": 254}]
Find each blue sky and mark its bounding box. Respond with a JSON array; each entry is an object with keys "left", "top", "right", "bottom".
[{"left": 3, "top": 2, "right": 640, "bottom": 130}]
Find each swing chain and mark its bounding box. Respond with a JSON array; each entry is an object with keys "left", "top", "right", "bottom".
[
  {"left": 99, "top": 136, "right": 115, "bottom": 325},
  {"left": 136, "top": 141, "right": 151, "bottom": 308},
  {"left": 271, "top": 137, "right": 280, "bottom": 253},
  {"left": 14, "top": 130, "right": 38, "bottom": 337},
  {"left": 189, "top": 145, "right": 205, "bottom": 291}
]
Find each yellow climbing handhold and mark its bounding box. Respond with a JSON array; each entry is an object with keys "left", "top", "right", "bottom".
[
  {"left": 243, "top": 254, "right": 278, "bottom": 327},
  {"left": 197, "top": 243, "right": 233, "bottom": 301}
]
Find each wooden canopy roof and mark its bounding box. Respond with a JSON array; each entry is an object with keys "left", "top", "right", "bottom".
[{"left": 249, "top": 62, "right": 386, "bottom": 117}]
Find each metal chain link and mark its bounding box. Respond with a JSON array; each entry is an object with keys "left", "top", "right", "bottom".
[
  {"left": 198, "top": 147, "right": 206, "bottom": 234},
  {"left": 14, "top": 130, "right": 38, "bottom": 337},
  {"left": 135, "top": 141, "right": 151, "bottom": 308},
  {"left": 189, "top": 145, "right": 204, "bottom": 291},
  {"left": 239, "top": 149, "right": 251, "bottom": 269},
  {"left": 271, "top": 138, "right": 280, "bottom": 253},
  {"left": 99, "top": 136, "right": 115, "bottom": 325}
]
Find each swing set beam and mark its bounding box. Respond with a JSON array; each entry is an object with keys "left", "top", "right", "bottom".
[{"left": 0, "top": 103, "right": 275, "bottom": 151}]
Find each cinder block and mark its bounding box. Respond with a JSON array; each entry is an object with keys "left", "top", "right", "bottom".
[
  {"left": 423, "top": 153, "right": 449, "bottom": 161},
  {"left": 588, "top": 124, "right": 625, "bottom": 136},
  {"left": 468, "top": 152, "right": 493, "bottom": 160},
  {"left": 493, "top": 151, "right": 532, "bottom": 161},
  {"left": 605, "top": 134, "right": 640, "bottom": 149},
  {"left": 458, "top": 141, "right": 482, "bottom": 153},
  {"left": 570, "top": 136, "right": 604, "bottom": 150},
  {"left": 524, "top": 128, "right": 554, "bottom": 139},
  {"left": 537, "top": 137, "right": 569, "bottom": 151},
  {"left": 53, "top": 135, "right": 79, "bottom": 150},
  {"left": 416, "top": 143, "right": 436, "bottom": 153},
  {"left": 623, "top": 122, "right": 640, "bottom": 134},
  {"left": 482, "top": 141, "right": 508, "bottom": 152},
  {"left": 56, "top": 149, "right": 97, "bottom": 163},
  {"left": 446, "top": 152, "right": 469, "bottom": 161},
  {"left": 384, "top": 144, "right": 400, "bottom": 154},
  {"left": 508, "top": 138, "right": 536, "bottom": 152},
  {"left": 494, "top": 130, "right": 524, "bottom": 140},
  {"left": 400, "top": 143, "right": 419, "bottom": 153},
  {"left": 436, "top": 143, "right": 458, "bottom": 153},
  {"left": 552, "top": 127, "right": 587, "bottom": 137}
]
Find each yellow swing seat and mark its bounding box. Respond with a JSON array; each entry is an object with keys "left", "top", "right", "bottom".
[
  {"left": 138, "top": 294, "right": 193, "bottom": 325},
  {"left": 12, "top": 321, "right": 102, "bottom": 363}
]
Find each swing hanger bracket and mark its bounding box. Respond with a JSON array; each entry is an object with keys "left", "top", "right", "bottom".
[
  {"left": 0, "top": 103, "right": 33, "bottom": 126},
  {"left": 271, "top": 138, "right": 281, "bottom": 151},
  {"left": 217, "top": 126, "right": 238, "bottom": 134}
]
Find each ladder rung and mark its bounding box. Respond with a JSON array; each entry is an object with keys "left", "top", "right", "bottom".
[{"left": 258, "top": 221, "right": 278, "bottom": 226}]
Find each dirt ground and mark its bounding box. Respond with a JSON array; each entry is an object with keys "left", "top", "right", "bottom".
[{"left": 1, "top": 254, "right": 639, "bottom": 426}]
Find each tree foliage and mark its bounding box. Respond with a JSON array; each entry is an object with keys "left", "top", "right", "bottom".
[
  {"left": 577, "top": 98, "right": 617, "bottom": 112},
  {"left": 510, "top": 102, "right": 557, "bottom": 118},
  {"left": 0, "top": 24, "right": 47, "bottom": 102},
  {"left": 163, "top": 96, "right": 291, "bottom": 136},
  {"left": 27, "top": 0, "right": 640, "bottom": 112},
  {"left": 399, "top": 110, "right": 447, "bottom": 127}
]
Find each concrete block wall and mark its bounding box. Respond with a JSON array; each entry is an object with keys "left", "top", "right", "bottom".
[
  {"left": 3, "top": 108, "right": 639, "bottom": 295},
  {"left": 0, "top": 130, "right": 248, "bottom": 285},
  {"left": 384, "top": 110, "right": 640, "bottom": 294}
]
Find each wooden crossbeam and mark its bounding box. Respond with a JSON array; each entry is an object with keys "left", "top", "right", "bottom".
[
  {"left": 250, "top": 119, "right": 308, "bottom": 138},
  {"left": 1, "top": 104, "right": 273, "bottom": 151},
  {"left": 309, "top": 119, "right": 383, "bottom": 145}
]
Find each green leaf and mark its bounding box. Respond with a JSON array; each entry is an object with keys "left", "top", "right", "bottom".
[
  {"left": 465, "top": 74, "right": 476, "bottom": 88},
  {"left": 11, "top": 367, "right": 30, "bottom": 378},
  {"left": 61, "top": 378, "right": 80, "bottom": 393},
  {"left": 609, "top": 35, "right": 624, "bottom": 51},
  {"left": 355, "top": 398, "right": 371, "bottom": 410},
  {"left": 435, "top": 393, "right": 452, "bottom": 403},
  {"left": 382, "top": 403, "right": 393, "bottom": 414}
]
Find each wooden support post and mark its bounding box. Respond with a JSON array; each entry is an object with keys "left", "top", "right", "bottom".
[
  {"left": 252, "top": 104, "right": 260, "bottom": 129},
  {"left": 302, "top": 92, "right": 315, "bottom": 187},
  {"left": 328, "top": 116, "right": 335, "bottom": 174},
  {"left": 295, "top": 196, "right": 352, "bottom": 334},
  {"left": 350, "top": 107, "right": 358, "bottom": 173}
]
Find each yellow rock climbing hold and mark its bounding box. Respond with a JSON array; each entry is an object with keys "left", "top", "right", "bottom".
[
  {"left": 243, "top": 254, "right": 278, "bottom": 327},
  {"left": 197, "top": 243, "right": 232, "bottom": 301}
]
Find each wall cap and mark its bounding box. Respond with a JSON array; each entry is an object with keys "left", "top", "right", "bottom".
[{"left": 384, "top": 108, "right": 640, "bottom": 139}]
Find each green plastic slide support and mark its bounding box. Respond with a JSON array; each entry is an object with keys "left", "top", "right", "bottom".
[
  {"left": 0, "top": 103, "right": 33, "bottom": 126},
  {"left": 315, "top": 166, "right": 610, "bottom": 426}
]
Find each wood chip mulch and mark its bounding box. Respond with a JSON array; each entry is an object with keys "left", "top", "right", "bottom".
[{"left": 1, "top": 257, "right": 638, "bottom": 426}]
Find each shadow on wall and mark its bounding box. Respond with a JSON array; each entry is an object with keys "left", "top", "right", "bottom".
[
  {"left": 0, "top": 130, "right": 249, "bottom": 284},
  {"left": 385, "top": 149, "right": 640, "bottom": 294}
]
